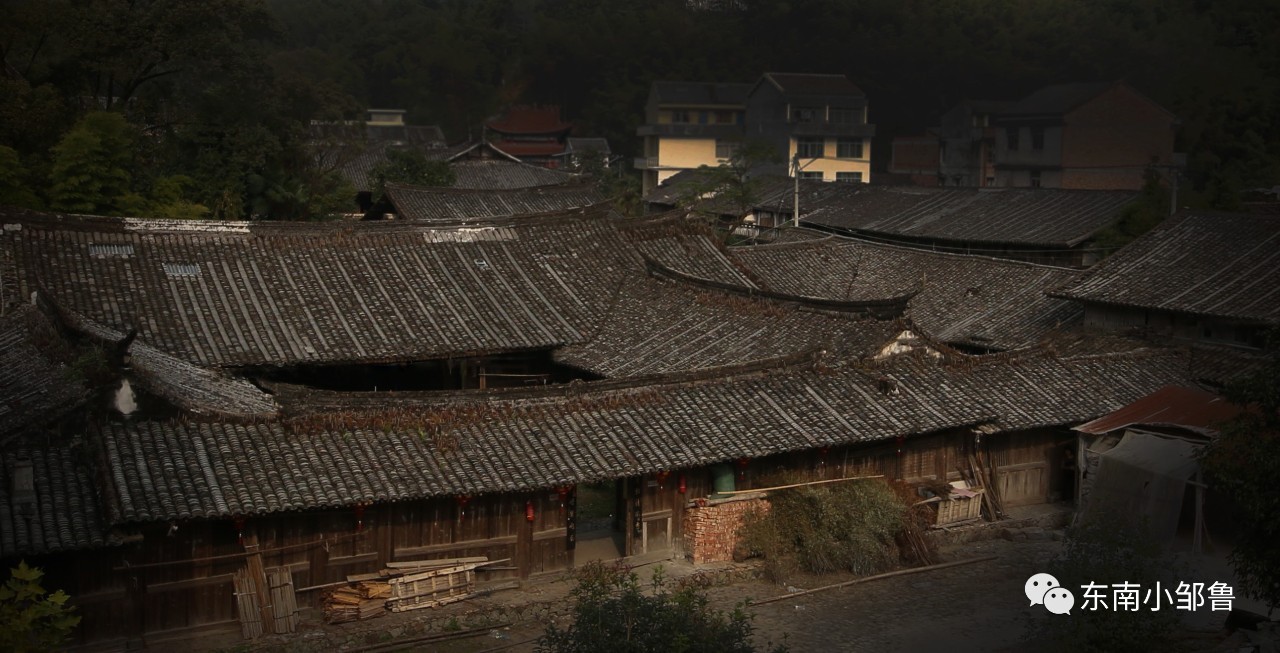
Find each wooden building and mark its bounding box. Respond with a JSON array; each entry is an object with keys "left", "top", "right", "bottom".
[
  {"left": 1053, "top": 211, "right": 1280, "bottom": 349},
  {"left": 0, "top": 203, "right": 1224, "bottom": 646}
]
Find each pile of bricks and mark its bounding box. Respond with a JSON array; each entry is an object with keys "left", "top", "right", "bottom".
[{"left": 682, "top": 496, "right": 770, "bottom": 564}]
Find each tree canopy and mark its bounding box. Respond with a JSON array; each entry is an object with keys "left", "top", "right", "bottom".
[{"left": 1, "top": 0, "right": 1277, "bottom": 218}]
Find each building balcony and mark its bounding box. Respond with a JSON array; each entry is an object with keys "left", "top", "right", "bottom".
[
  {"left": 788, "top": 122, "right": 877, "bottom": 138},
  {"left": 636, "top": 123, "right": 745, "bottom": 138},
  {"left": 634, "top": 157, "right": 688, "bottom": 170}
]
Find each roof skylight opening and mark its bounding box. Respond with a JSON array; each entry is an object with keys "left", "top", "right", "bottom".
[
  {"left": 89, "top": 244, "right": 134, "bottom": 258},
  {"left": 162, "top": 263, "right": 202, "bottom": 278}
]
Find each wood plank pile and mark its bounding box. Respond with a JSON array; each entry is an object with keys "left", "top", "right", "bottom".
[
  {"left": 321, "top": 556, "right": 507, "bottom": 623},
  {"left": 322, "top": 581, "right": 393, "bottom": 624}
]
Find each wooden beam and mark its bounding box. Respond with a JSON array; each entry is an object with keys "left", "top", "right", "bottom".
[
  {"left": 394, "top": 535, "right": 517, "bottom": 558},
  {"left": 717, "top": 475, "right": 885, "bottom": 496},
  {"left": 750, "top": 556, "right": 998, "bottom": 605}
]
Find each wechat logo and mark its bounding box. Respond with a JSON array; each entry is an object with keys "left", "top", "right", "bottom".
[{"left": 1026, "top": 573, "right": 1074, "bottom": 615}]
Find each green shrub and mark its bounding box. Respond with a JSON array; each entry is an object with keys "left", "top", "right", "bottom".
[
  {"left": 536, "top": 562, "right": 785, "bottom": 653},
  {"left": 1030, "top": 510, "right": 1179, "bottom": 653},
  {"left": 740, "top": 480, "right": 907, "bottom": 582},
  {"left": 0, "top": 562, "right": 81, "bottom": 653}
]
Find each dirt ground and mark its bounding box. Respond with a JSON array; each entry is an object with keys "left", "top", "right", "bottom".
[{"left": 201, "top": 520, "right": 1256, "bottom": 653}]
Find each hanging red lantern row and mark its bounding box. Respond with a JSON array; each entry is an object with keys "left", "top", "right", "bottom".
[
  {"left": 234, "top": 517, "right": 246, "bottom": 546},
  {"left": 525, "top": 500, "right": 536, "bottom": 522},
  {"left": 455, "top": 495, "right": 471, "bottom": 521},
  {"left": 737, "top": 457, "right": 750, "bottom": 480},
  {"left": 655, "top": 470, "right": 671, "bottom": 489},
  {"left": 556, "top": 486, "right": 572, "bottom": 513},
  {"left": 354, "top": 503, "right": 367, "bottom": 533},
  {"left": 678, "top": 473, "right": 687, "bottom": 495}
]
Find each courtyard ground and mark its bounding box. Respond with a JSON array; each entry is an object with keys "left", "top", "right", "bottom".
[{"left": 202, "top": 510, "right": 1258, "bottom": 653}]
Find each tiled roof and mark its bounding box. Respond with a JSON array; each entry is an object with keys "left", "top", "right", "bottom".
[
  {"left": 57, "top": 307, "right": 278, "bottom": 419},
  {"left": 385, "top": 183, "right": 604, "bottom": 222},
  {"left": 0, "top": 306, "right": 89, "bottom": 443},
  {"left": 492, "top": 141, "right": 567, "bottom": 157},
  {"left": 1, "top": 442, "right": 116, "bottom": 556},
  {"left": 763, "top": 73, "right": 864, "bottom": 97},
  {"left": 1052, "top": 212, "right": 1280, "bottom": 323},
  {"left": 566, "top": 137, "right": 611, "bottom": 155},
  {"left": 625, "top": 221, "right": 760, "bottom": 287},
  {"left": 308, "top": 122, "right": 447, "bottom": 148},
  {"left": 802, "top": 186, "right": 1137, "bottom": 247},
  {"left": 554, "top": 277, "right": 898, "bottom": 377},
  {"left": 485, "top": 106, "right": 571, "bottom": 135},
  {"left": 449, "top": 160, "right": 578, "bottom": 190},
  {"left": 729, "top": 235, "right": 1083, "bottom": 350},
  {"left": 651, "top": 82, "right": 753, "bottom": 106},
  {"left": 3, "top": 208, "right": 632, "bottom": 367},
  {"left": 95, "top": 347, "right": 1191, "bottom": 523},
  {"left": 1000, "top": 82, "right": 1114, "bottom": 117}
]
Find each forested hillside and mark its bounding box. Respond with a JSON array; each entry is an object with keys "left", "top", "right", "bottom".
[{"left": 2, "top": 0, "right": 1276, "bottom": 219}]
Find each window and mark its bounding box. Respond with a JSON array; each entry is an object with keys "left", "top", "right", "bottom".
[
  {"left": 836, "top": 171, "right": 863, "bottom": 182},
  {"left": 796, "top": 137, "right": 824, "bottom": 158},
  {"left": 715, "top": 139, "right": 739, "bottom": 159},
  {"left": 670, "top": 110, "right": 690, "bottom": 124},
  {"left": 829, "top": 107, "right": 858, "bottom": 124},
  {"left": 698, "top": 111, "right": 709, "bottom": 124},
  {"left": 1006, "top": 127, "right": 1020, "bottom": 151},
  {"left": 799, "top": 171, "right": 824, "bottom": 180},
  {"left": 836, "top": 138, "right": 864, "bottom": 159},
  {"left": 794, "top": 106, "right": 818, "bottom": 123},
  {"left": 714, "top": 110, "right": 734, "bottom": 124},
  {"left": 1030, "top": 170, "right": 1042, "bottom": 188},
  {"left": 1031, "top": 127, "right": 1045, "bottom": 151}
]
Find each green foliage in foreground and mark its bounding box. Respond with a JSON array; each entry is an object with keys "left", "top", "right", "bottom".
[
  {"left": 0, "top": 562, "right": 81, "bottom": 653},
  {"left": 1202, "top": 331, "right": 1280, "bottom": 615},
  {"left": 1031, "top": 511, "right": 1179, "bottom": 653},
  {"left": 536, "top": 562, "right": 786, "bottom": 653}
]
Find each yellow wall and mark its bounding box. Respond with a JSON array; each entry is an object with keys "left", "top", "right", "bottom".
[
  {"left": 657, "top": 137, "right": 720, "bottom": 169},
  {"left": 787, "top": 138, "right": 872, "bottom": 181}
]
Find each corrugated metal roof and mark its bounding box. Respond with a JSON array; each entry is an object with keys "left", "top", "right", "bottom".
[{"left": 1074, "top": 385, "right": 1242, "bottom": 435}]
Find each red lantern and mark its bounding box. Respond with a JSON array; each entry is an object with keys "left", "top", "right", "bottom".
[
  {"left": 678, "top": 473, "right": 687, "bottom": 495},
  {"left": 525, "top": 500, "right": 535, "bottom": 522},
  {"left": 556, "top": 486, "right": 572, "bottom": 512},
  {"left": 737, "top": 457, "right": 749, "bottom": 480},
  {"left": 455, "top": 495, "right": 471, "bottom": 521},
  {"left": 355, "top": 503, "right": 367, "bottom": 533},
  {"left": 234, "top": 517, "right": 246, "bottom": 546},
  {"left": 655, "top": 470, "right": 671, "bottom": 489},
  {"left": 896, "top": 435, "right": 906, "bottom": 456}
]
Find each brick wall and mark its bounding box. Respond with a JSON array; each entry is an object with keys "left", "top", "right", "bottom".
[
  {"left": 1061, "top": 84, "right": 1175, "bottom": 191},
  {"left": 681, "top": 495, "right": 769, "bottom": 564}
]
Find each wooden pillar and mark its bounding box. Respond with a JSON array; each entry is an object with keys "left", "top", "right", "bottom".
[
  {"left": 516, "top": 496, "right": 532, "bottom": 580},
  {"left": 627, "top": 477, "right": 643, "bottom": 556},
  {"left": 127, "top": 569, "right": 147, "bottom": 647},
  {"left": 565, "top": 486, "right": 577, "bottom": 568},
  {"left": 308, "top": 533, "right": 329, "bottom": 588},
  {"left": 375, "top": 505, "right": 393, "bottom": 569}
]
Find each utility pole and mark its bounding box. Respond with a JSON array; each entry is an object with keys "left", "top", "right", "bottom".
[{"left": 793, "top": 153, "right": 801, "bottom": 227}]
